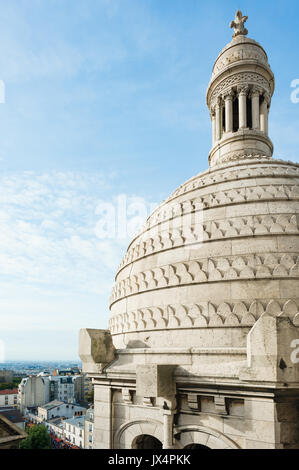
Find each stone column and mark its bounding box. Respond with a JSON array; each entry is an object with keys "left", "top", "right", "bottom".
[
  {"left": 93, "top": 384, "right": 112, "bottom": 449},
  {"left": 215, "top": 100, "right": 221, "bottom": 141},
  {"left": 224, "top": 91, "right": 233, "bottom": 133},
  {"left": 260, "top": 95, "right": 269, "bottom": 135},
  {"left": 211, "top": 108, "right": 216, "bottom": 145},
  {"left": 238, "top": 86, "right": 248, "bottom": 129},
  {"left": 219, "top": 101, "right": 224, "bottom": 138},
  {"left": 251, "top": 87, "right": 260, "bottom": 130},
  {"left": 163, "top": 410, "right": 175, "bottom": 449}
]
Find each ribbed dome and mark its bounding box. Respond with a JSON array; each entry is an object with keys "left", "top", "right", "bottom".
[
  {"left": 79, "top": 11, "right": 299, "bottom": 452},
  {"left": 108, "top": 11, "right": 299, "bottom": 352},
  {"left": 109, "top": 157, "right": 299, "bottom": 349},
  {"left": 210, "top": 36, "right": 272, "bottom": 83}
]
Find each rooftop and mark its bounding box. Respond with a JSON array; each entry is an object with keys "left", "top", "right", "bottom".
[
  {"left": 0, "top": 388, "right": 18, "bottom": 395},
  {"left": 39, "top": 400, "right": 64, "bottom": 411},
  {"left": 63, "top": 415, "right": 85, "bottom": 428},
  {"left": 0, "top": 409, "right": 24, "bottom": 424},
  {"left": 0, "top": 413, "right": 27, "bottom": 449},
  {"left": 47, "top": 417, "right": 64, "bottom": 427}
]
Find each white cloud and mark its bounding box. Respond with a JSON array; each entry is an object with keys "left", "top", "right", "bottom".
[
  {"left": 0, "top": 171, "right": 157, "bottom": 304},
  {"left": 0, "top": 171, "right": 125, "bottom": 297},
  {"left": 0, "top": 170, "right": 159, "bottom": 359}
]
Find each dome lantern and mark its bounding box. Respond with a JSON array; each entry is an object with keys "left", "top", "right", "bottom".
[{"left": 206, "top": 11, "right": 275, "bottom": 167}]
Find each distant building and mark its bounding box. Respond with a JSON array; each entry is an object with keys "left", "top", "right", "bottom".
[
  {"left": 37, "top": 400, "right": 86, "bottom": 422},
  {"left": 18, "top": 374, "right": 85, "bottom": 414},
  {"left": 45, "top": 417, "right": 65, "bottom": 440},
  {"left": 48, "top": 375, "right": 84, "bottom": 404},
  {"left": 52, "top": 368, "right": 81, "bottom": 376},
  {"left": 0, "top": 389, "right": 18, "bottom": 408},
  {"left": 84, "top": 406, "right": 94, "bottom": 449},
  {"left": 0, "top": 370, "right": 13, "bottom": 384},
  {"left": 63, "top": 415, "right": 85, "bottom": 449},
  {"left": 83, "top": 374, "right": 93, "bottom": 402},
  {"left": 36, "top": 370, "right": 50, "bottom": 377},
  {"left": 18, "top": 376, "right": 47, "bottom": 414}
]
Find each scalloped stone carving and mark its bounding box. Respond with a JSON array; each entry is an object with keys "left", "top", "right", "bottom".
[{"left": 109, "top": 299, "right": 299, "bottom": 334}]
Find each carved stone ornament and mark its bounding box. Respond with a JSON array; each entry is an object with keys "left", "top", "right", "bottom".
[{"left": 230, "top": 10, "right": 248, "bottom": 38}]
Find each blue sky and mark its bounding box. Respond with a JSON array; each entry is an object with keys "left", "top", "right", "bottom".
[{"left": 0, "top": 0, "right": 298, "bottom": 360}]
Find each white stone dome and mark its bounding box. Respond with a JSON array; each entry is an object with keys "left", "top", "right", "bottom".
[
  {"left": 210, "top": 36, "right": 272, "bottom": 84},
  {"left": 79, "top": 12, "right": 299, "bottom": 452},
  {"left": 108, "top": 13, "right": 299, "bottom": 353},
  {"left": 109, "top": 157, "right": 299, "bottom": 350}
]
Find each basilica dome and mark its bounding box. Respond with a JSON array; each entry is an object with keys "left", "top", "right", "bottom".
[
  {"left": 79, "top": 11, "right": 299, "bottom": 451},
  {"left": 109, "top": 14, "right": 299, "bottom": 352}
]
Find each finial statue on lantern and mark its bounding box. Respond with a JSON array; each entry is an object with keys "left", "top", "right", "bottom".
[{"left": 230, "top": 10, "right": 248, "bottom": 38}]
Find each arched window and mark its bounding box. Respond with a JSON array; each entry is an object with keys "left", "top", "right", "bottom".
[
  {"left": 132, "top": 435, "right": 163, "bottom": 450},
  {"left": 184, "top": 444, "right": 211, "bottom": 450}
]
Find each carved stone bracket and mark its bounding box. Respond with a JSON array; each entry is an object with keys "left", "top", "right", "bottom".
[
  {"left": 214, "top": 396, "right": 228, "bottom": 415},
  {"left": 122, "top": 388, "right": 133, "bottom": 403},
  {"left": 143, "top": 397, "right": 153, "bottom": 407},
  {"left": 79, "top": 329, "right": 115, "bottom": 374}
]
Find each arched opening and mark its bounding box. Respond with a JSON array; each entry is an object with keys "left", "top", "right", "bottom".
[
  {"left": 222, "top": 106, "right": 226, "bottom": 134},
  {"left": 232, "top": 96, "right": 239, "bottom": 132},
  {"left": 174, "top": 426, "right": 240, "bottom": 450},
  {"left": 184, "top": 444, "right": 211, "bottom": 450},
  {"left": 132, "top": 434, "right": 163, "bottom": 450},
  {"left": 246, "top": 96, "right": 252, "bottom": 129}
]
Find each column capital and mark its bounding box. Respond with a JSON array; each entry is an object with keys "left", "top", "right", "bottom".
[
  {"left": 210, "top": 98, "right": 217, "bottom": 110},
  {"left": 249, "top": 86, "right": 262, "bottom": 99},
  {"left": 216, "top": 95, "right": 223, "bottom": 107},
  {"left": 237, "top": 85, "right": 249, "bottom": 96},
  {"left": 263, "top": 92, "right": 271, "bottom": 106},
  {"left": 222, "top": 89, "right": 234, "bottom": 101}
]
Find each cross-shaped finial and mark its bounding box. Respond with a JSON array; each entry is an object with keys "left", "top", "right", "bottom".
[{"left": 230, "top": 10, "right": 248, "bottom": 38}]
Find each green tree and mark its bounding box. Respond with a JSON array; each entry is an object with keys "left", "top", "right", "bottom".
[
  {"left": 19, "top": 424, "right": 51, "bottom": 449},
  {"left": 87, "top": 389, "right": 94, "bottom": 403},
  {"left": 0, "top": 382, "right": 12, "bottom": 390},
  {"left": 0, "top": 377, "right": 21, "bottom": 390},
  {"left": 13, "top": 377, "right": 22, "bottom": 387}
]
